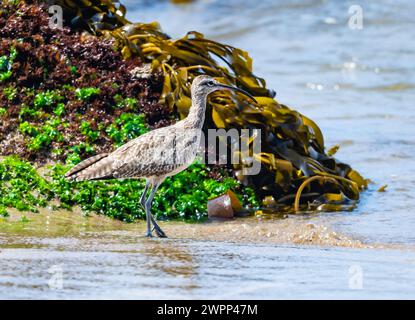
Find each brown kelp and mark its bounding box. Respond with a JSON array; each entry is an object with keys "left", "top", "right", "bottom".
[{"left": 6, "top": 0, "right": 368, "bottom": 213}]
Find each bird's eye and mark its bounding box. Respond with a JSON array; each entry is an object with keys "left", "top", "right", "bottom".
[{"left": 207, "top": 81, "right": 214, "bottom": 87}]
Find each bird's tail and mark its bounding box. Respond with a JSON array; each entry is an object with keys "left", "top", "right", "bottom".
[{"left": 65, "top": 153, "right": 114, "bottom": 182}]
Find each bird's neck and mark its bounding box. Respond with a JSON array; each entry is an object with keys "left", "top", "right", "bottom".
[{"left": 184, "top": 92, "right": 207, "bottom": 129}]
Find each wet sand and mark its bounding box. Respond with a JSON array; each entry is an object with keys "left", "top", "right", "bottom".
[
  {"left": 1, "top": 209, "right": 415, "bottom": 299},
  {"left": 3, "top": 208, "right": 412, "bottom": 249},
  {"left": 0, "top": 208, "right": 367, "bottom": 248}
]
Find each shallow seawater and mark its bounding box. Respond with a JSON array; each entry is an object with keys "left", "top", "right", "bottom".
[
  {"left": 1, "top": 0, "right": 415, "bottom": 299},
  {"left": 1, "top": 209, "right": 415, "bottom": 299}
]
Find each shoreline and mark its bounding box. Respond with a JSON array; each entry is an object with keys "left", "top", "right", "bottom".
[{"left": 1, "top": 207, "right": 412, "bottom": 251}]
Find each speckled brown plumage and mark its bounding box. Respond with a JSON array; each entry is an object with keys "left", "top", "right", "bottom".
[
  {"left": 65, "top": 120, "right": 203, "bottom": 182},
  {"left": 65, "top": 76, "right": 216, "bottom": 183}
]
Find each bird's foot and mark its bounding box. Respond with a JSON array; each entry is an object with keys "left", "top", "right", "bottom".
[
  {"left": 145, "top": 230, "right": 153, "bottom": 238},
  {"left": 152, "top": 225, "right": 167, "bottom": 238}
]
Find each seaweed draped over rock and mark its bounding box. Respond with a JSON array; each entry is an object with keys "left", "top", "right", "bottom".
[{"left": 3, "top": 0, "right": 368, "bottom": 213}]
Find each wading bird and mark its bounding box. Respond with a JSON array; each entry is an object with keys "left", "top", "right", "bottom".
[{"left": 65, "top": 75, "right": 256, "bottom": 238}]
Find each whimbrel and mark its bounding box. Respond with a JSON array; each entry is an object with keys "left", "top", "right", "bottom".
[{"left": 65, "top": 76, "right": 256, "bottom": 237}]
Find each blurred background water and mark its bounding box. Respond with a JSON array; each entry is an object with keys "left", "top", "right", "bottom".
[{"left": 1, "top": 0, "right": 415, "bottom": 299}]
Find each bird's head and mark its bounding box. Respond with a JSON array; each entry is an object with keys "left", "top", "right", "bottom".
[{"left": 191, "top": 75, "right": 257, "bottom": 103}]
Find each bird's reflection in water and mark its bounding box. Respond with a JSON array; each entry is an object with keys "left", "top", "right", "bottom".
[{"left": 141, "top": 239, "right": 199, "bottom": 281}]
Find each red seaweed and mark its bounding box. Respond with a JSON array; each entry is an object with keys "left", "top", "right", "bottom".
[{"left": 0, "top": 2, "right": 172, "bottom": 164}]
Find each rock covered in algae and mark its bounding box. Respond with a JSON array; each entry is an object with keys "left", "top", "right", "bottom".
[
  {"left": 0, "top": 1, "right": 169, "bottom": 164},
  {"left": 1, "top": 1, "right": 258, "bottom": 221},
  {"left": 1, "top": 0, "right": 369, "bottom": 216},
  {"left": 44, "top": 0, "right": 368, "bottom": 211}
]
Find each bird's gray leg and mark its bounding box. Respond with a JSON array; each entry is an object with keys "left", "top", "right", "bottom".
[
  {"left": 140, "top": 180, "right": 150, "bottom": 209},
  {"left": 140, "top": 180, "right": 153, "bottom": 237},
  {"left": 145, "top": 182, "right": 167, "bottom": 238},
  {"left": 144, "top": 182, "right": 158, "bottom": 237},
  {"left": 150, "top": 214, "right": 167, "bottom": 238}
]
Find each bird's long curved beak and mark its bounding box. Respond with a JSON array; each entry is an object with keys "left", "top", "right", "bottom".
[{"left": 217, "top": 84, "right": 257, "bottom": 103}]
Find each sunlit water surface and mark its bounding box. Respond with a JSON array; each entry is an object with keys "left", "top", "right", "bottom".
[{"left": 1, "top": 0, "right": 415, "bottom": 299}]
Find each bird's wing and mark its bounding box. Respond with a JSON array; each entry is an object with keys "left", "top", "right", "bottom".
[
  {"left": 65, "top": 153, "right": 109, "bottom": 178},
  {"left": 110, "top": 125, "right": 201, "bottom": 178},
  {"left": 65, "top": 125, "right": 202, "bottom": 181},
  {"left": 66, "top": 153, "right": 115, "bottom": 182}
]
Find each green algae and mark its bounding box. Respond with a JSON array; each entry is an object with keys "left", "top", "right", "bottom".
[
  {"left": 0, "top": 46, "right": 17, "bottom": 82},
  {"left": 75, "top": 87, "right": 101, "bottom": 100},
  {"left": 0, "top": 156, "right": 258, "bottom": 221},
  {"left": 106, "top": 113, "right": 148, "bottom": 146}
]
